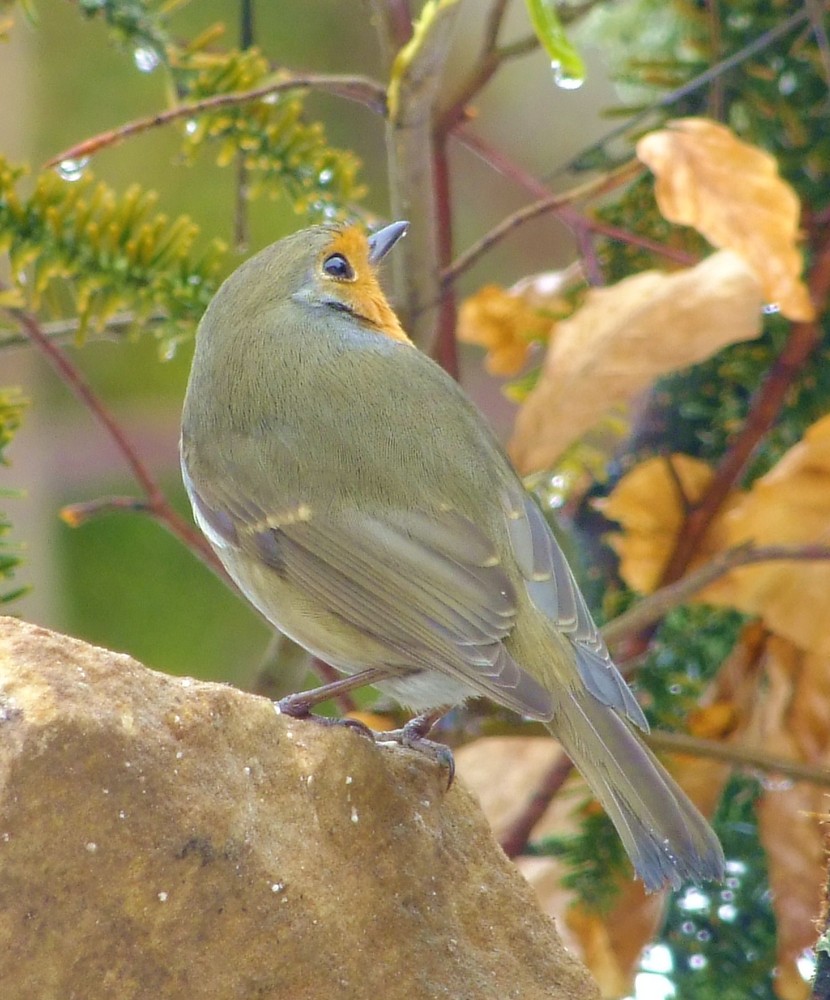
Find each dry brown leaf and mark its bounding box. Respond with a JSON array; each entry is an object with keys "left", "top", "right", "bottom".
[
  {"left": 676, "top": 626, "right": 822, "bottom": 999},
  {"left": 596, "top": 453, "right": 737, "bottom": 593},
  {"left": 637, "top": 117, "right": 814, "bottom": 321},
  {"left": 509, "top": 251, "right": 763, "bottom": 473},
  {"left": 701, "top": 414, "right": 830, "bottom": 654},
  {"left": 744, "top": 636, "right": 828, "bottom": 1000},
  {"left": 457, "top": 279, "right": 562, "bottom": 376}
]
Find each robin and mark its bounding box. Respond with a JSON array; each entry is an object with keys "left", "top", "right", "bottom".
[{"left": 180, "top": 220, "right": 724, "bottom": 892}]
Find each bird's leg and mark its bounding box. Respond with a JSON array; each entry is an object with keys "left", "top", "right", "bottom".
[
  {"left": 276, "top": 666, "right": 401, "bottom": 738},
  {"left": 376, "top": 707, "right": 456, "bottom": 786}
]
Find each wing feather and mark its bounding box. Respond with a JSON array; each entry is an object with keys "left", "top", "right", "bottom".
[{"left": 505, "top": 492, "right": 648, "bottom": 730}]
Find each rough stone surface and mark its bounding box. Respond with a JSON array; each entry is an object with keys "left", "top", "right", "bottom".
[{"left": 0, "top": 617, "right": 598, "bottom": 1000}]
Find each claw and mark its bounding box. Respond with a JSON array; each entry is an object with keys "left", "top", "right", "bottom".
[
  {"left": 376, "top": 709, "right": 455, "bottom": 787},
  {"left": 276, "top": 695, "right": 376, "bottom": 741}
]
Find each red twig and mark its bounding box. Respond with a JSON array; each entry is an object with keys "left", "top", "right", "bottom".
[
  {"left": 44, "top": 73, "right": 387, "bottom": 168},
  {"left": 6, "top": 304, "right": 224, "bottom": 577},
  {"left": 451, "top": 127, "right": 698, "bottom": 273},
  {"left": 658, "top": 231, "right": 830, "bottom": 590},
  {"left": 500, "top": 752, "right": 574, "bottom": 858}
]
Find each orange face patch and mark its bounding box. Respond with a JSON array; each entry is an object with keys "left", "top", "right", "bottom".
[{"left": 317, "top": 226, "right": 411, "bottom": 344}]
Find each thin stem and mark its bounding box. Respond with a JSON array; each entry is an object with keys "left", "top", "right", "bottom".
[
  {"left": 437, "top": 0, "right": 512, "bottom": 134},
  {"left": 233, "top": 0, "right": 257, "bottom": 251},
  {"left": 658, "top": 233, "right": 830, "bottom": 589},
  {"left": 0, "top": 310, "right": 166, "bottom": 349},
  {"left": 44, "top": 73, "right": 388, "bottom": 168},
  {"left": 502, "top": 727, "right": 830, "bottom": 859},
  {"left": 704, "top": 0, "right": 725, "bottom": 120},
  {"left": 806, "top": 0, "right": 830, "bottom": 88},
  {"left": 451, "top": 127, "right": 697, "bottom": 271},
  {"left": 431, "top": 134, "right": 459, "bottom": 377},
  {"left": 442, "top": 159, "right": 643, "bottom": 285},
  {"left": 546, "top": 6, "right": 811, "bottom": 182},
  {"left": 482, "top": 0, "right": 511, "bottom": 54},
  {"left": 363, "top": 0, "right": 413, "bottom": 69},
  {"left": 602, "top": 543, "right": 830, "bottom": 649},
  {"left": 500, "top": 751, "right": 574, "bottom": 859},
  {"left": 645, "top": 731, "right": 830, "bottom": 789},
  {"left": 4, "top": 303, "right": 224, "bottom": 577}
]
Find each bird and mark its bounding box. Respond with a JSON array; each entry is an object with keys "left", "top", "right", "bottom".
[{"left": 180, "top": 219, "right": 725, "bottom": 893}]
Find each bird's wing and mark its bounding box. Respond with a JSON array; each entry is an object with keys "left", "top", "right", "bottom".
[
  {"left": 187, "top": 477, "right": 554, "bottom": 719},
  {"left": 503, "top": 490, "right": 648, "bottom": 730}
]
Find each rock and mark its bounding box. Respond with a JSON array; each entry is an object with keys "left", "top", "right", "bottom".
[{"left": 0, "top": 617, "right": 598, "bottom": 1000}]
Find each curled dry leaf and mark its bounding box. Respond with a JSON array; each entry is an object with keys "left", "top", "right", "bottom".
[
  {"left": 637, "top": 118, "right": 814, "bottom": 321},
  {"left": 457, "top": 267, "right": 578, "bottom": 377},
  {"left": 509, "top": 251, "right": 763, "bottom": 473},
  {"left": 701, "top": 413, "right": 830, "bottom": 656}
]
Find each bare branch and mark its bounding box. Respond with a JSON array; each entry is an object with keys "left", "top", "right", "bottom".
[
  {"left": 0, "top": 311, "right": 169, "bottom": 350},
  {"left": 451, "top": 127, "right": 698, "bottom": 272},
  {"left": 3, "top": 302, "right": 224, "bottom": 578},
  {"left": 385, "top": 0, "right": 462, "bottom": 349},
  {"left": 658, "top": 232, "right": 830, "bottom": 589},
  {"left": 500, "top": 751, "right": 574, "bottom": 859},
  {"left": 602, "top": 543, "right": 830, "bottom": 648},
  {"left": 44, "top": 73, "right": 388, "bottom": 168},
  {"left": 442, "top": 159, "right": 644, "bottom": 285},
  {"left": 645, "top": 731, "right": 830, "bottom": 789}
]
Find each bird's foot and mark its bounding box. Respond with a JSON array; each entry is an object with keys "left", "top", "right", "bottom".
[
  {"left": 376, "top": 709, "right": 455, "bottom": 787},
  {"left": 275, "top": 691, "right": 375, "bottom": 740}
]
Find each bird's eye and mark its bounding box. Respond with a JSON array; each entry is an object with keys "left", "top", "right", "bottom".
[{"left": 322, "top": 253, "right": 354, "bottom": 280}]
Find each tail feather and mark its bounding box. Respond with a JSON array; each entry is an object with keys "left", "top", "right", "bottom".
[{"left": 548, "top": 689, "right": 725, "bottom": 893}]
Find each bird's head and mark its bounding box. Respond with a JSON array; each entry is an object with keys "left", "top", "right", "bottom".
[{"left": 201, "top": 220, "right": 410, "bottom": 345}]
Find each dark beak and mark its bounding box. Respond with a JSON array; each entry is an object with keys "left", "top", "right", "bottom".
[{"left": 367, "top": 220, "right": 409, "bottom": 263}]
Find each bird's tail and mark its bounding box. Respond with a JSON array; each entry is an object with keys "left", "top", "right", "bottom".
[{"left": 547, "top": 689, "right": 725, "bottom": 893}]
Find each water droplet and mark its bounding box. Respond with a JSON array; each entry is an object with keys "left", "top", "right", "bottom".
[
  {"left": 718, "top": 903, "right": 737, "bottom": 921},
  {"left": 778, "top": 71, "right": 797, "bottom": 96},
  {"left": 261, "top": 92, "right": 279, "bottom": 105},
  {"left": 318, "top": 167, "right": 334, "bottom": 186},
  {"left": 797, "top": 948, "right": 816, "bottom": 981},
  {"left": 271, "top": 882, "right": 284, "bottom": 893},
  {"left": 679, "top": 887, "right": 709, "bottom": 912},
  {"left": 689, "top": 954, "right": 707, "bottom": 970},
  {"left": 762, "top": 773, "right": 793, "bottom": 791},
  {"left": 133, "top": 46, "right": 160, "bottom": 73},
  {"left": 640, "top": 943, "right": 674, "bottom": 974},
  {"left": 56, "top": 158, "right": 89, "bottom": 182},
  {"left": 184, "top": 119, "right": 198, "bottom": 136},
  {"left": 551, "top": 61, "right": 584, "bottom": 90},
  {"left": 762, "top": 302, "right": 780, "bottom": 314}
]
